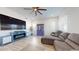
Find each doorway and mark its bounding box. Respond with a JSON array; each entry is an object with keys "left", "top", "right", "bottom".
[{"left": 37, "top": 24, "right": 44, "bottom": 36}]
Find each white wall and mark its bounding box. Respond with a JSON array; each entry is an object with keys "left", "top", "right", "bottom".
[
  {"left": 58, "top": 15, "right": 68, "bottom": 32},
  {"left": 0, "top": 8, "right": 25, "bottom": 20},
  {"left": 44, "top": 17, "right": 58, "bottom": 35},
  {"left": 58, "top": 7, "right": 79, "bottom": 33},
  {"left": 31, "top": 16, "right": 58, "bottom": 36},
  {"left": 30, "top": 7, "right": 79, "bottom": 35}
]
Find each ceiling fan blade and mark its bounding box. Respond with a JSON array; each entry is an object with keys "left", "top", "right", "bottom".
[
  {"left": 24, "top": 8, "right": 32, "bottom": 10},
  {"left": 37, "top": 10, "right": 42, "bottom": 15},
  {"left": 38, "top": 9, "right": 47, "bottom": 11},
  {"left": 32, "top": 7, "right": 39, "bottom": 9}
]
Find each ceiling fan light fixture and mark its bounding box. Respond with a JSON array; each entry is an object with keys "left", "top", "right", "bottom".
[
  {"left": 34, "top": 8, "right": 37, "bottom": 11},
  {"left": 24, "top": 7, "right": 47, "bottom": 16}
]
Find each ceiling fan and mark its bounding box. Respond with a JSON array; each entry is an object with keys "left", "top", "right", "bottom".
[{"left": 24, "top": 7, "right": 47, "bottom": 16}]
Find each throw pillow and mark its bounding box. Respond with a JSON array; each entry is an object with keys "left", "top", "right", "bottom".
[{"left": 59, "top": 33, "right": 70, "bottom": 40}]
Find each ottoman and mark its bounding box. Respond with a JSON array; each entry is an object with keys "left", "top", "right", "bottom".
[{"left": 41, "top": 37, "right": 54, "bottom": 45}]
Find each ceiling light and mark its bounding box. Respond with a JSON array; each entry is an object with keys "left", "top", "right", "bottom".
[{"left": 34, "top": 8, "right": 37, "bottom": 11}]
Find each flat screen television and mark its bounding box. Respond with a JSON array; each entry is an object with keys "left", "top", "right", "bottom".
[{"left": 0, "top": 14, "right": 26, "bottom": 30}]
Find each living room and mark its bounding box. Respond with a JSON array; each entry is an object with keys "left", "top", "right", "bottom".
[{"left": 0, "top": 7, "right": 79, "bottom": 51}]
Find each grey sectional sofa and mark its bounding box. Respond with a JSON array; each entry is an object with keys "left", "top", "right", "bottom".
[
  {"left": 54, "top": 33, "right": 79, "bottom": 51},
  {"left": 41, "top": 32, "right": 79, "bottom": 51}
]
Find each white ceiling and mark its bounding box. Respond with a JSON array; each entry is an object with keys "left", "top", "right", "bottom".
[{"left": 7, "top": 7, "right": 64, "bottom": 18}]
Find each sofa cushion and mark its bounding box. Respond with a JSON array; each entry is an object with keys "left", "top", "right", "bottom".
[
  {"left": 59, "top": 33, "right": 70, "bottom": 40},
  {"left": 51, "top": 31, "right": 62, "bottom": 37},
  {"left": 65, "top": 39, "right": 79, "bottom": 50},
  {"left": 68, "top": 33, "right": 79, "bottom": 45},
  {"left": 54, "top": 40, "right": 74, "bottom": 51},
  {"left": 42, "top": 36, "right": 63, "bottom": 41},
  {"left": 59, "top": 35, "right": 65, "bottom": 41},
  {"left": 51, "top": 36, "right": 63, "bottom": 41},
  {"left": 42, "top": 36, "right": 58, "bottom": 40},
  {"left": 55, "top": 31, "right": 62, "bottom": 37}
]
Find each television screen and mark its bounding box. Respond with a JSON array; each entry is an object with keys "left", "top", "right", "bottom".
[{"left": 0, "top": 14, "right": 26, "bottom": 30}]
